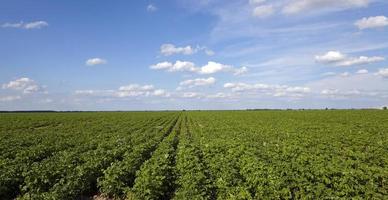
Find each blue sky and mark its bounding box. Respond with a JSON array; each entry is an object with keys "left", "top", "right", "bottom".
[{"left": 1, "top": 0, "right": 388, "bottom": 110}]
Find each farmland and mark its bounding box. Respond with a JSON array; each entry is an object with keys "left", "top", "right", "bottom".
[{"left": 0, "top": 110, "right": 387, "bottom": 199}]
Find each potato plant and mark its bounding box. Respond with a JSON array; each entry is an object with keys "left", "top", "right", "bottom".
[{"left": 0, "top": 110, "right": 387, "bottom": 199}]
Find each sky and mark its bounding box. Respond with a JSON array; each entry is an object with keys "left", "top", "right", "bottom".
[{"left": 1, "top": 0, "right": 388, "bottom": 111}]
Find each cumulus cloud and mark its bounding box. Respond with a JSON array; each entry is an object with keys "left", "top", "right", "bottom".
[
  {"left": 355, "top": 16, "right": 388, "bottom": 30},
  {"left": 160, "top": 44, "right": 215, "bottom": 56},
  {"left": 117, "top": 84, "right": 158, "bottom": 97},
  {"left": 340, "top": 72, "right": 350, "bottom": 77},
  {"left": 199, "top": 62, "right": 230, "bottom": 74},
  {"left": 150, "top": 61, "right": 247, "bottom": 75},
  {"left": 338, "top": 57, "right": 384, "bottom": 67},
  {"left": 153, "top": 89, "right": 169, "bottom": 97},
  {"left": 179, "top": 77, "right": 216, "bottom": 88},
  {"left": 282, "top": 0, "right": 369, "bottom": 15},
  {"left": 321, "top": 89, "right": 364, "bottom": 98},
  {"left": 377, "top": 68, "right": 388, "bottom": 78},
  {"left": 252, "top": 5, "right": 274, "bottom": 18},
  {"left": 85, "top": 58, "right": 107, "bottom": 66},
  {"left": 75, "top": 90, "right": 115, "bottom": 97},
  {"left": 75, "top": 83, "right": 170, "bottom": 99},
  {"left": 206, "top": 92, "right": 234, "bottom": 99},
  {"left": 224, "top": 82, "right": 310, "bottom": 98},
  {"left": 233, "top": 66, "right": 248, "bottom": 75},
  {"left": 2, "top": 21, "right": 48, "bottom": 29},
  {"left": 315, "top": 51, "right": 346, "bottom": 63},
  {"left": 0, "top": 95, "right": 21, "bottom": 102},
  {"left": 147, "top": 4, "right": 158, "bottom": 12},
  {"left": 150, "top": 61, "right": 197, "bottom": 72},
  {"left": 315, "top": 51, "right": 384, "bottom": 66},
  {"left": 198, "top": 62, "right": 248, "bottom": 75},
  {"left": 356, "top": 69, "right": 368, "bottom": 74},
  {"left": 306, "top": 72, "right": 388, "bottom": 100},
  {"left": 160, "top": 44, "right": 195, "bottom": 56},
  {"left": 182, "top": 92, "right": 203, "bottom": 99},
  {"left": 2, "top": 77, "right": 46, "bottom": 94}
]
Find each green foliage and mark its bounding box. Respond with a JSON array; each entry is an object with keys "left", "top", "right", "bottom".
[
  {"left": 0, "top": 110, "right": 387, "bottom": 199},
  {"left": 173, "top": 117, "right": 215, "bottom": 200},
  {"left": 130, "top": 117, "right": 181, "bottom": 200},
  {"left": 98, "top": 116, "right": 179, "bottom": 198}
]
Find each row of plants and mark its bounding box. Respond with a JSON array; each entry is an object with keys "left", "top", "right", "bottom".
[
  {"left": 1, "top": 110, "right": 387, "bottom": 199},
  {"left": 172, "top": 116, "right": 215, "bottom": 200},
  {"left": 189, "top": 110, "right": 388, "bottom": 199},
  {"left": 128, "top": 115, "right": 182, "bottom": 200},
  {"left": 97, "top": 115, "right": 180, "bottom": 198},
  {"left": 0, "top": 112, "right": 176, "bottom": 199}
]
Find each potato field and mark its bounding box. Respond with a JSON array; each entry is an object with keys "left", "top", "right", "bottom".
[{"left": 0, "top": 110, "right": 387, "bottom": 199}]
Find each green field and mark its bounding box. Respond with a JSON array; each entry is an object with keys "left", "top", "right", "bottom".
[{"left": 0, "top": 110, "right": 387, "bottom": 199}]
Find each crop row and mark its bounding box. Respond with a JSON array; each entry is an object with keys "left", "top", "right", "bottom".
[
  {"left": 0, "top": 112, "right": 178, "bottom": 199},
  {"left": 1, "top": 110, "right": 387, "bottom": 199}
]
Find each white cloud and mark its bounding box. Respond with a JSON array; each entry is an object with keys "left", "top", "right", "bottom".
[
  {"left": 24, "top": 21, "right": 49, "bottom": 29},
  {"left": 75, "top": 90, "right": 114, "bottom": 96},
  {"left": 2, "top": 21, "right": 48, "bottom": 29},
  {"left": 356, "top": 69, "right": 368, "bottom": 74},
  {"left": 338, "top": 56, "right": 384, "bottom": 67},
  {"left": 321, "top": 89, "right": 339, "bottom": 95},
  {"left": 147, "top": 4, "right": 158, "bottom": 12},
  {"left": 167, "top": 60, "right": 197, "bottom": 72},
  {"left": 179, "top": 77, "right": 216, "bottom": 88},
  {"left": 0, "top": 95, "right": 21, "bottom": 102},
  {"left": 252, "top": 5, "right": 274, "bottom": 18},
  {"left": 182, "top": 92, "right": 203, "bottom": 99},
  {"left": 85, "top": 58, "right": 107, "bottom": 66},
  {"left": 150, "top": 61, "right": 173, "bottom": 70},
  {"left": 160, "top": 44, "right": 215, "bottom": 56},
  {"left": 160, "top": 44, "right": 195, "bottom": 56},
  {"left": 2, "top": 77, "right": 46, "bottom": 94},
  {"left": 307, "top": 73, "right": 388, "bottom": 99},
  {"left": 321, "top": 89, "right": 364, "bottom": 98},
  {"left": 282, "top": 0, "right": 369, "bottom": 15},
  {"left": 355, "top": 16, "right": 388, "bottom": 30},
  {"left": 198, "top": 62, "right": 230, "bottom": 74},
  {"left": 153, "top": 89, "right": 169, "bottom": 97},
  {"left": 224, "top": 82, "right": 310, "bottom": 98},
  {"left": 76, "top": 84, "right": 170, "bottom": 98},
  {"left": 1, "top": 22, "right": 23, "bottom": 28},
  {"left": 150, "top": 61, "right": 247, "bottom": 75},
  {"left": 315, "top": 51, "right": 384, "bottom": 66},
  {"left": 340, "top": 72, "right": 350, "bottom": 77},
  {"left": 315, "top": 51, "right": 346, "bottom": 63},
  {"left": 206, "top": 92, "right": 234, "bottom": 99},
  {"left": 117, "top": 84, "right": 156, "bottom": 97},
  {"left": 233, "top": 66, "right": 248, "bottom": 75},
  {"left": 198, "top": 62, "right": 248, "bottom": 75},
  {"left": 151, "top": 61, "right": 197, "bottom": 72},
  {"left": 320, "top": 87, "right": 388, "bottom": 100},
  {"left": 377, "top": 68, "right": 388, "bottom": 78}
]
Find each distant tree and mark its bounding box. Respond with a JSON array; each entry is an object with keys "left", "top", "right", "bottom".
[{"left": 383, "top": 106, "right": 387, "bottom": 110}]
